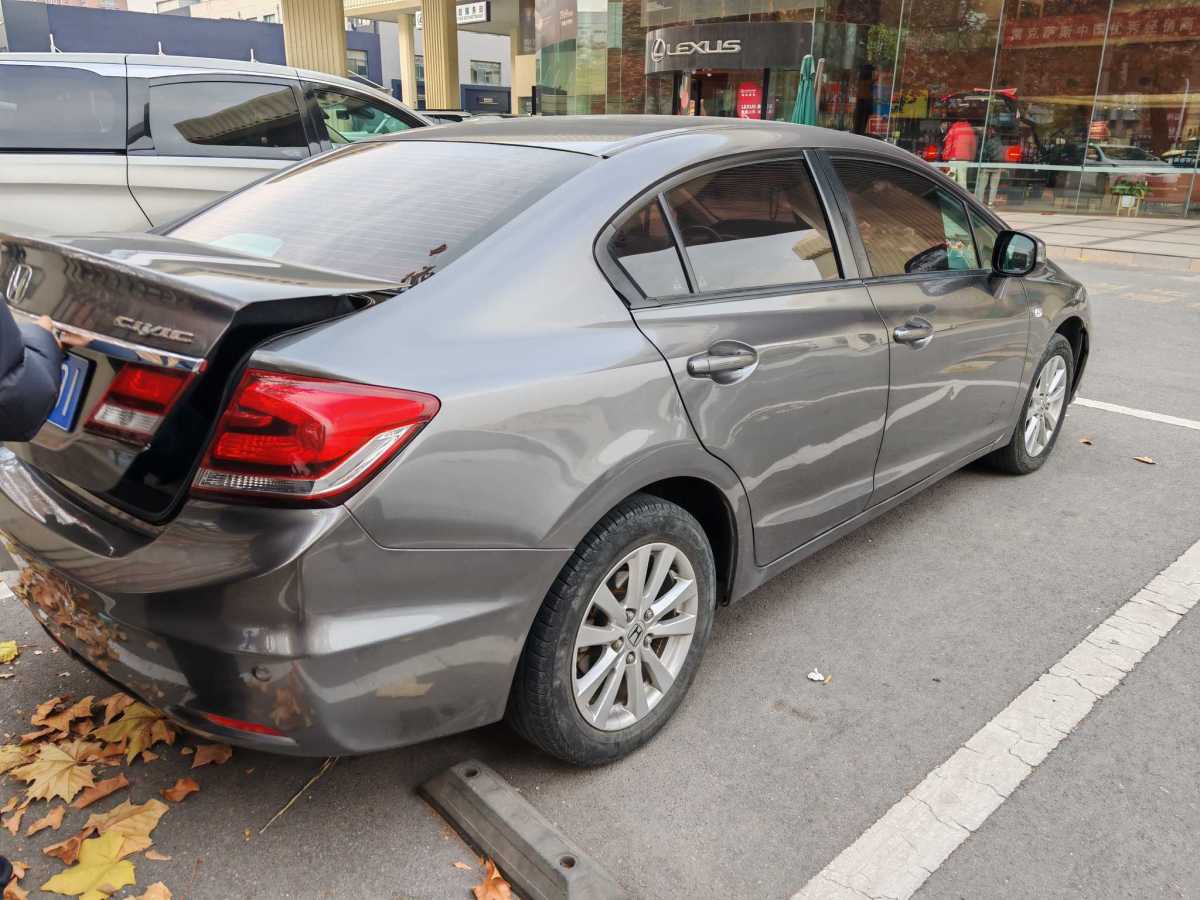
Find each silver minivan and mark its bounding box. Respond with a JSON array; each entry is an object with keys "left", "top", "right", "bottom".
[{"left": 0, "top": 52, "right": 428, "bottom": 233}]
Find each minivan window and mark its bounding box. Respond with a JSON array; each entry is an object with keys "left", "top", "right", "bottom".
[
  {"left": 833, "top": 160, "right": 980, "bottom": 276},
  {"left": 148, "top": 81, "right": 308, "bottom": 160},
  {"left": 609, "top": 198, "right": 690, "bottom": 299},
  {"left": 169, "top": 141, "right": 592, "bottom": 284},
  {"left": 0, "top": 64, "right": 125, "bottom": 151},
  {"left": 665, "top": 158, "right": 839, "bottom": 293},
  {"left": 307, "top": 85, "right": 414, "bottom": 144}
]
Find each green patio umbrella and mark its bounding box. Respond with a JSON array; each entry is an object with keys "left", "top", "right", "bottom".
[{"left": 789, "top": 54, "right": 818, "bottom": 125}]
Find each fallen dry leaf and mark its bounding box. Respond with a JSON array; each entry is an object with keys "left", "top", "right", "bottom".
[
  {"left": 472, "top": 860, "right": 513, "bottom": 900},
  {"left": 11, "top": 740, "right": 98, "bottom": 803},
  {"left": 3, "top": 808, "right": 24, "bottom": 837},
  {"left": 243, "top": 828, "right": 251, "bottom": 841},
  {"left": 453, "top": 861, "right": 474, "bottom": 871},
  {"left": 40, "top": 696, "right": 94, "bottom": 735},
  {"left": 99, "top": 693, "right": 134, "bottom": 726},
  {"left": 161, "top": 778, "right": 199, "bottom": 803},
  {"left": 92, "top": 703, "right": 175, "bottom": 763},
  {"left": 0, "top": 672, "right": 14, "bottom": 679},
  {"left": 1133, "top": 455, "right": 1156, "bottom": 465},
  {"left": 26, "top": 803, "right": 66, "bottom": 836},
  {"left": 143, "top": 850, "right": 171, "bottom": 862},
  {"left": 74, "top": 720, "right": 96, "bottom": 737},
  {"left": 31, "top": 695, "right": 67, "bottom": 726},
  {"left": 178, "top": 748, "right": 193, "bottom": 756},
  {"left": 71, "top": 773, "right": 130, "bottom": 810},
  {"left": 130, "top": 884, "right": 172, "bottom": 900},
  {"left": 2, "top": 880, "right": 28, "bottom": 900},
  {"left": 1, "top": 797, "right": 18, "bottom": 815},
  {"left": 140, "top": 751, "right": 159, "bottom": 764},
  {"left": 9, "top": 863, "right": 27, "bottom": 881},
  {"left": 0, "top": 744, "right": 31, "bottom": 775},
  {"left": 0, "top": 640, "right": 18, "bottom": 664},
  {"left": 40, "top": 831, "right": 136, "bottom": 899},
  {"left": 190, "top": 744, "right": 232, "bottom": 769},
  {"left": 82, "top": 798, "right": 168, "bottom": 852},
  {"left": 1079, "top": 437, "right": 1093, "bottom": 445},
  {"left": 44, "top": 833, "right": 85, "bottom": 866},
  {"left": 20, "top": 727, "right": 55, "bottom": 744}
]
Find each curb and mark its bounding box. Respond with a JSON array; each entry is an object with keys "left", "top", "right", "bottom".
[{"left": 1045, "top": 244, "right": 1200, "bottom": 272}]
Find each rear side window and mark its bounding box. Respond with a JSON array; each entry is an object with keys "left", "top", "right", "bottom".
[
  {"left": 169, "top": 141, "right": 592, "bottom": 284},
  {"left": 307, "top": 85, "right": 415, "bottom": 144},
  {"left": 833, "top": 159, "right": 980, "bottom": 276},
  {"left": 665, "top": 158, "right": 839, "bottom": 293},
  {"left": 0, "top": 64, "right": 125, "bottom": 151},
  {"left": 148, "top": 81, "right": 308, "bottom": 160},
  {"left": 609, "top": 199, "right": 689, "bottom": 299}
]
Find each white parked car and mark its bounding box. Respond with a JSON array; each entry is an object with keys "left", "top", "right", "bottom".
[{"left": 0, "top": 53, "right": 429, "bottom": 233}]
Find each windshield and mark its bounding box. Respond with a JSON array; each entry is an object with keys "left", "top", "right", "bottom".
[{"left": 169, "top": 140, "right": 592, "bottom": 284}]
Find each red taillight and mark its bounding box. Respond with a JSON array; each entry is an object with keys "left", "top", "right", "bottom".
[
  {"left": 923, "top": 144, "right": 938, "bottom": 161},
  {"left": 85, "top": 363, "right": 193, "bottom": 443},
  {"left": 192, "top": 369, "right": 439, "bottom": 503},
  {"left": 1005, "top": 145, "right": 1022, "bottom": 163},
  {"left": 201, "top": 712, "right": 284, "bottom": 737}
]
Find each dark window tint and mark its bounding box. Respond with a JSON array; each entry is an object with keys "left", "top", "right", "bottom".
[
  {"left": 0, "top": 64, "right": 124, "bottom": 151},
  {"left": 969, "top": 210, "right": 999, "bottom": 270},
  {"left": 833, "top": 160, "right": 980, "bottom": 276},
  {"left": 169, "top": 141, "right": 591, "bottom": 284},
  {"left": 609, "top": 199, "right": 689, "bottom": 298},
  {"left": 306, "top": 84, "right": 415, "bottom": 145},
  {"left": 665, "top": 159, "right": 838, "bottom": 293},
  {"left": 149, "top": 81, "right": 307, "bottom": 160}
]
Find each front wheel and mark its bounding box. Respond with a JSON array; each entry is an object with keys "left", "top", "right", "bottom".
[
  {"left": 987, "top": 334, "right": 1074, "bottom": 474},
  {"left": 507, "top": 494, "right": 716, "bottom": 765}
]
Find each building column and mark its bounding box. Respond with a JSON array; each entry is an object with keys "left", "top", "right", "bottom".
[
  {"left": 419, "top": 0, "right": 459, "bottom": 110},
  {"left": 280, "top": 0, "right": 347, "bottom": 77},
  {"left": 397, "top": 12, "right": 419, "bottom": 107}
]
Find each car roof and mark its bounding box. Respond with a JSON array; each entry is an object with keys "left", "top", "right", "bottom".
[
  {"left": 0, "top": 52, "right": 412, "bottom": 111},
  {"left": 376, "top": 114, "right": 897, "bottom": 157}
]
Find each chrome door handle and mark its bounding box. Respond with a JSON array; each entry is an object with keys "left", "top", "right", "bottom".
[
  {"left": 686, "top": 343, "right": 758, "bottom": 382},
  {"left": 893, "top": 317, "right": 934, "bottom": 346}
]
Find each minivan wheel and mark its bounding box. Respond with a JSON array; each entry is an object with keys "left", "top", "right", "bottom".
[
  {"left": 987, "top": 334, "right": 1074, "bottom": 475},
  {"left": 508, "top": 493, "right": 716, "bottom": 766}
]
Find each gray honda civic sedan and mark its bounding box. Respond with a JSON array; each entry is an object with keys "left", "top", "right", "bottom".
[{"left": 0, "top": 117, "right": 1089, "bottom": 765}]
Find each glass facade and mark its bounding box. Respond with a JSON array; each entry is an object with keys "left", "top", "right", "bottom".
[{"left": 534, "top": 0, "right": 1200, "bottom": 217}]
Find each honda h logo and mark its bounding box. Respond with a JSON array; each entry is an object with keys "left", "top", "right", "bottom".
[
  {"left": 4, "top": 263, "right": 33, "bottom": 306},
  {"left": 650, "top": 36, "right": 742, "bottom": 63}
]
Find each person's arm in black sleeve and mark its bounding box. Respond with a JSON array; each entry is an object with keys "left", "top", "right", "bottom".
[{"left": 0, "top": 303, "right": 65, "bottom": 442}]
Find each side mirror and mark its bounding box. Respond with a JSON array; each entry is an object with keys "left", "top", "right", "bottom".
[{"left": 993, "top": 230, "right": 1039, "bottom": 276}]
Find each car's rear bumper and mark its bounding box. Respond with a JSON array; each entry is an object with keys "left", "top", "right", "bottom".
[{"left": 0, "top": 450, "right": 570, "bottom": 756}]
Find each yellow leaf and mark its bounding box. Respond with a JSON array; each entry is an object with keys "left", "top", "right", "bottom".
[
  {"left": 98, "top": 693, "right": 134, "bottom": 726},
  {"left": 0, "top": 744, "right": 32, "bottom": 775},
  {"left": 0, "top": 640, "right": 18, "bottom": 664},
  {"left": 91, "top": 704, "right": 175, "bottom": 764},
  {"left": 472, "top": 860, "right": 513, "bottom": 900},
  {"left": 130, "top": 884, "right": 171, "bottom": 900},
  {"left": 26, "top": 803, "right": 66, "bottom": 835},
  {"left": 11, "top": 740, "right": 98, "bottom": 803},
  {"left": 81, "top": 799, "right": 168, "bottom": 847},
  {"left": 40, "top": 832, "right": 136, "bottom": 900}
]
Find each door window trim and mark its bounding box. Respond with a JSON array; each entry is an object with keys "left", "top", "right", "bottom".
[
  {"left": 594, "top": 148, "right": 858, "bottom": 310},
  {"left": 823, "top": 150, "right": 1007, "bottom": 284},
  {"left": 127, "top": 74, "right": 316, "bottom": 159}
]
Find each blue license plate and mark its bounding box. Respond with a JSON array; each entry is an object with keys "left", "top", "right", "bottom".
[{"left": 46, "top": 353, "right": 93, "bottom": 432}]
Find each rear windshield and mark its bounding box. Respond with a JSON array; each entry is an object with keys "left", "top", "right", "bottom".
[
  {"left": 169, "top": 140, "right": 592, "bottom": 284},
  {"left": 0, "top": 63, "right": 126, "bottom": 151}
]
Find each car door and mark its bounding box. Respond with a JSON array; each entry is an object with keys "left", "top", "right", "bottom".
[
  {"left": 127, "top": 71, "right": 313, "bottom": 226},
  {"left": 612, "top": 155, "right": 891, "bottom": 566},
  {"left": 0, "top": 60, "right": 150, "bottom": 233},
  {"left": 826, "top": 154, "right": 1030, "bottom": 504},
  {"left": 302, "top": 82, "right": 422, "bottom": 150}
]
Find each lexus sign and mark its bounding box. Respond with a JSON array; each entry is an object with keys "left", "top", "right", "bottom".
[{"left": 644, "top": 22, "right": 813, "bottom": 74}]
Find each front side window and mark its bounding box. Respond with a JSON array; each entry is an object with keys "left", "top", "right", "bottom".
[
  {"left": 833, "top": 160, "right": 980, "bottom": 276},
  {"left": 470, "top": 60, "right": 502, "bottom": 86},
  {"left": 609, "top": 199, "right": 689, "bottom": 299},
  {"left": 664, "top": 158, "right": 839, "bottom": 293},
  {"left": 307, "top": 85, "right": 414, "bottom": 144},
  {"left": 0, "top": 63, "right": 124, "bottom": 151},
  {"left": 148, "top": 81, "right": 307, "bottom": 160},
  {"left": 969, "top": 210, "right": 999, "bottom": 270}
]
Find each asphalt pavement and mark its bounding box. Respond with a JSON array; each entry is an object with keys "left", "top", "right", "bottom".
[{"left": 1, "top": 259, "right": 1197, "bottom": 900}]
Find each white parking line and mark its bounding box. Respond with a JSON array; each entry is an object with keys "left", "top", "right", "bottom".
[
  {"left": 1075, "top": 398, "right": 1200, "bottom": 432},
  {"left": 792, "top": 538, "right": 1200, "bottom": 900}
]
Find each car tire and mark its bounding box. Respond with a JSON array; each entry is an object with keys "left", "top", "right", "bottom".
[
  {"left": 507, "top": 493, "right": 716, "bottom": 766},
  {"left": 987, "top": 334, "right": 1074, "bottom": 475}
]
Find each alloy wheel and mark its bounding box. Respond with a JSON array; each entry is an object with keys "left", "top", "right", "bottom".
[
  {"left": 1023, "top": 355, "right": 1068, "bottom": 457},
  {"left": 572, "top": 542, "right": 699, "bottom": 732}
]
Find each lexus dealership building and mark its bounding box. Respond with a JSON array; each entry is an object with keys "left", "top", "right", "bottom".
[{"left": 534, "top": 0, "right": 1200, "bottom": 218}]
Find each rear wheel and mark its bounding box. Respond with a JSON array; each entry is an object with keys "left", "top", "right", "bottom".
[
  {"left": 987, "top": 334, "right": 1074, "bottom": 474},
  {"left": 508, "top": 494, "right": 716, "bottom": 765}
]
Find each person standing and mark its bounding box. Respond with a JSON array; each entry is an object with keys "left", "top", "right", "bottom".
[
  {"left": 1, "top": 301, "right": 66, "bottom": 442},
  {"left": 943, "top": 119, "right": 978, "bottom": 188},
  {"left": 975, "top": 126, "right": 1004, "bottom": 207}
]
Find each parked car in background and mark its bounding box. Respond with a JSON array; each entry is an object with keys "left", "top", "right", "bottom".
[
  {"left": 0, "top": 53, "right": 429, "bottom": 233},
  {"left": 0, "top": 117, "right": 1090, "bottom": 766}
]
